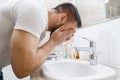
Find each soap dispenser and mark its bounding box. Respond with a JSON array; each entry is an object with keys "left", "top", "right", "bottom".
[{"left": 74, "top": 49, "right": 80, "bottom": 59}]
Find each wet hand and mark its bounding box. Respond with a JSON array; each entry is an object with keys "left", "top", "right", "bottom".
[{"left": 50, "top": 26, "right": 76, "bottom": 45}]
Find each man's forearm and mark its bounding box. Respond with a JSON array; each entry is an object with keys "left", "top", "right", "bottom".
[
  {"left": 35, "top": 39, "right": 56, "bottom": 68},
  {"left": 19, "top": 39, "right": 56, "bottom": 78}
]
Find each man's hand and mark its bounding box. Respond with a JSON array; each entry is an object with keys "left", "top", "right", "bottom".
[{"left": 50, "top": 26, "right": 76, "bottom": 45}]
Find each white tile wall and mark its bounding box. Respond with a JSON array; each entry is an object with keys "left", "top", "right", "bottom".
[
  {"left": 0, "top": 0, "right": 9, "bottom": 4},
  {"left": 108, "top": 18, "right": 120, "bottom": 68}
]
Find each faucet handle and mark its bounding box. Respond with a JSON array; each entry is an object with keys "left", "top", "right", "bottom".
[
  {"left": 83, "top": 37, "right": 96, "bottom": 47},
  {"left": 83, "top": 37, "right": 93, "bottom": 42}
]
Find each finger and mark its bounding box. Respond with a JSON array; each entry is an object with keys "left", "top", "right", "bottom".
[
  {"left": 64, "top": 30, "right": 75, "bottom": 36},
  {"left": 63, "top": 29, "right": 76, "bottom": 34},
  {"left": 58, "top": 26, "right": 65, "bottom": 31},
  {"left": 66, "top": 36, "right": 73, "bottom": 41},
  {"left": 66, "top": 37, "right": 71, "bottom": 41}
]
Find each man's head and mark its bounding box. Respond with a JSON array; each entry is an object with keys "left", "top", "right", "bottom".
[{"left": 48, "top": 3, "right": 82, "bottom": 34}]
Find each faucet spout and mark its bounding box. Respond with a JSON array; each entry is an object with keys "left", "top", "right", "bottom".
[{"left": 75, "top": 37, "right": 97, "bottom": 65}]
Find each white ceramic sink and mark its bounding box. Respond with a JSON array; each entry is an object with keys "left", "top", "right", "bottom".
[{"left": 42, "top": 60, "right": 117, "bottom": 80}]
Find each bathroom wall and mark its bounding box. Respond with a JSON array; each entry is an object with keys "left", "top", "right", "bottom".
[
  {"left": 0, "top": 0, "right": 9, "bottom": 4},
  {"left": 73, "top": 18, "right": 120, "bottom": 68},
  {"left": 108, "top": 18, "right": 120, "bottom": 68}
]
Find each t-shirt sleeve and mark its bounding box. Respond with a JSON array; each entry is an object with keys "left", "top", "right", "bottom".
[{"left": 14, "top": 0, "right": 45, "bottom": 39}]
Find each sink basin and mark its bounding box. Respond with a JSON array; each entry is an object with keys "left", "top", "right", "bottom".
[{"left": 42, "top": 60, "right": 117, "bottom": 80}]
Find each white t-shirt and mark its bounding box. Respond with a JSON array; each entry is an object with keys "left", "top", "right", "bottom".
[{"left": 0, "top": 0, "right": 48, "bottom": 69}]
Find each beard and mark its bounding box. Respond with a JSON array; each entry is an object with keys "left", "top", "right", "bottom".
[{"left": 50, "top": 24, "right": 63, "bottom": 35}]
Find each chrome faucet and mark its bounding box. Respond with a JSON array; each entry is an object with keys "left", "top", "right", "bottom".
[{"left": 75, "top": 37, "right": 97, "bottom": 65}]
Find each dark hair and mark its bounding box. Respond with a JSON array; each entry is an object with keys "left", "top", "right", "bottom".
[{"left": 54, "top": 3, "right": 82, "bottom": 28}]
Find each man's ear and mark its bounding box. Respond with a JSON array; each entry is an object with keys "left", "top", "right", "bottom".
[{"left": 58, "top": 13, "right": 67, "bottom": 24}]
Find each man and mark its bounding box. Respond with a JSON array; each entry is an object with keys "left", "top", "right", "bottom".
[{"left": 0, "top": 0, "right": 81, "bottom": 79}]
